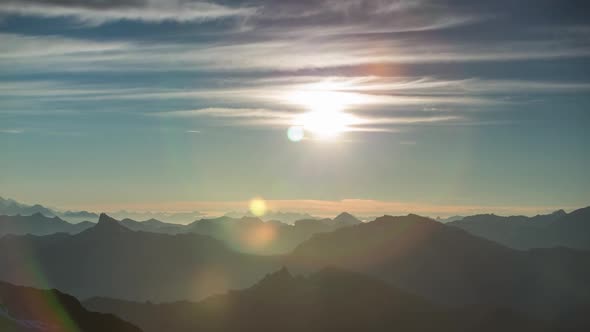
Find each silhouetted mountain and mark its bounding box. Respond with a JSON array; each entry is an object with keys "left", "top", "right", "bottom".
[
  {"left": 119, "top": 218, "right": 186, "bottom": 234},
  {"left": 291, "top": 217, "right": 333, "bottom": 233},
  {"left": 224, "top": 210, "right": 319, "bottom": 224},
  {"left": 332, "top": 211, "right": 362, "bottom": 225},
  {"left": 0, "top": 197, "right": 56, "bottom": 218},
  {"left": 184, "top": 216, "right": 297, "bottom": 254},
  {"left": 0, "top": 196, "right": 209, "bottom": 224},
  {"left": 0, "top": 197, "right": 361, "bottom": 253},
  {"left": 185, "top": 214, "right": 359, "bottom": 254},
  {"left": 59, "top": 210, "right": 100, "bottom": 223},
  {"left": 0, "top": 214, "right": 281, "bottom": 302},
  {"left": 0, "top": 213, "right": 93, "bottom": 237},
  {"left": 82, "top": 213, "right": 133, "bottom": 236},
  {"left": 0, "top": 281, "right": 141, "bottom": 332},
  {"left": 0, "top": 197, "right": 100, "bottom": 224},
  {"left": 436, "top": 215, "right": 465, "bottom": 223},
  {"left": 84, "top": 267, "right": 546, "bottom": 332},
  {"left": 287, "top": 214, "right": 590, "bottom": 319},
  {"left": 449, "top": 207, "right": 590, "bottom": 249},
  {"left": 109, "top": 210, "right": 205, "bottom": 225}
]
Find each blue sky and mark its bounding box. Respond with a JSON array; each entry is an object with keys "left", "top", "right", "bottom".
[{"left": 0, "top": 0, "right": 589, "bottom": 216}]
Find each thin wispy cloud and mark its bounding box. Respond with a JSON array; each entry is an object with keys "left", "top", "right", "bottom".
[
  {"left": 3, "top": 73, "right": 586, "bottom": 134},
  {"left": 0, "top": 129, "right": 23, "bottom": 134},
  {"left": 2, "top": 31, "right": 589, "bottom": 75},
  {"left": 0, "top": 0, "right": 256, "bottom": 24},
  {"left": 154, "top": 107, "right": 462, "bottom": 132},
  {"left": 158, "top": 107, "right": 295, "bottom": 119},
  {"left": 0, "top": 33, "right": 128, "bottom": 58}
]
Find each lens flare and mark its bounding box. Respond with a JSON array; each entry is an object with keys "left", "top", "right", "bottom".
[
  {"left": 243, "top": 224, "right": 277, "bottom": 249},
  {"left": 287, "top": 125, "right": 304, "bottom": 142},
  {"left": 249, "top": 198, "right": 267, "bottom": 217}
]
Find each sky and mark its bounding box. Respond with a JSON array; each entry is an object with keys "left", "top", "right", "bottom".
[{"left": 0, "top": 0, "right": 589, "bottom": 217}]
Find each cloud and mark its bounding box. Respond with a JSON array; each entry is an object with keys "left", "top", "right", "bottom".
[
  {"left": 1, "top": 33, "right": 588, "bottom": 76},
  {"left": 282, "top": 76, "right": 590, "bottom": 97},
  {"left": 0, "top": 33, "right": 129, "bottom": 59},
  {"left": 4, "top": 0, "right": 587, "bottom": 33},
  {"left": 154, "top": 106, "right": 461, "bottom": 132},
  {"left": 155, "top": 107, "right": 300, "bottom": 127},
  {"left": 0, "top": 0, "right": 256, "bottom": 24},
  {"left": 159, "top": 107, "right": 295, "bottom": 119},
  {"left": 0, "top": 129, "right": 23, "bottom": 134},
  {"left": 4, "top": 74, "right": 588, "bottom": 135}
]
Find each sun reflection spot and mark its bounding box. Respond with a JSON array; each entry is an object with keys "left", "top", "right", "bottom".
[
  {"left": 244, "top": 224, "right": 276, "bottom": 249},
  {"left": 249, "top": 198, "right": 267, "bottom": 217},
  {"left": 287, "top": 125, "right": 305, "bottom": 142}
]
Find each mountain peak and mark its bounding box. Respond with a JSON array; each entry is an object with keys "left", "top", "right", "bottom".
[
  {"left": 333, "top": 212, "right": 361, "bottom": 224},
  {"left": 551, "top": 209, "right": 567, "bottom": 216},
  {"left": 254, "top": 267, "right": 294, "bottom": 290},
  {"left": 98, "top": 213, "right": 118, "bottom": 224},
  {"left": 91, "top": 213, "right": 131, "bottom": 234}
]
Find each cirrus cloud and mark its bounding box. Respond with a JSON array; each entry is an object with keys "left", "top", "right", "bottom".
[{"left": 0, "top": 0, "right": 256, "bottom": 24}]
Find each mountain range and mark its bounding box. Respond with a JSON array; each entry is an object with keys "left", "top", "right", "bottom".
[
  {"left": 224, "top": 211, "right": 320, "bottom": 224},
  {"left": 0, "top": 281, "right": 140, "bottom": 332},
  {"left": 449, "top": 207, "right": 590, "bottom": 250},
  {"left": 0, "top": 214, "right": 281, "bottom": 302},
  {"left": 0, "top": 208, "right": 363, "bottom": 255},
  {"left": 0, "top": 214, "right": 94, "bottom": 237},
  {"left": 84, "top": 267, "right": 549, "bottom": 332},
  {"left": 0, "top": 197, "right": 204, "bottom": 224},
  {"left": 5, "top": 195, "right": 588, "bottom": 252},
  {"left": 1, "top": 212, "right": 588, "bottom": 323},
  {"left": 287, "top": 214, "right": 590, "bottom": 320},
  {"left": 179, "top": 212, "right": 362, "bottom": 254},
  {"left": 0, "top": 198, "right": 56, "bottom": 219}
]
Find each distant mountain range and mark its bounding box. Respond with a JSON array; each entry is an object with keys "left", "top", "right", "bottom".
[
  {"left": 287, "top": 214, "right": 590, "bottom": 320},
  {"left": 436, "top": 215, "right": 465, "bottom": 223},
  {"left": 1, "top": 208, "right": 363, "bottom": 255},
  {"left": 0, "top": 281, "right": 140, "bottom": 332},
  {"left": 0, "top": 214, "right": 281, "bottom": 302},
  {"left": 0, "top": 197, "right": 56, "bottom": 219},
  {"left": 0, "top": 196, "right": 336, "bottom": 225},
  {"left": 448, "top": 207, "right": 590, "bottom": 250},
  {"left": 224, "top": 210, "right": 320, "bottom": 224},
  {"left": 0, "top": 213, "right": 94, "bottom": 237},
  {"left": 84, "top": 267, "right": 549, "bottom": 332},
  {"left": 7, "top": 194, "right": 587, "bottom": 252},
  {"left": 1, "top": 212, "right": 588, "bottom": 323},
  {"left": 0, "top": 197, "right": 204, "bottom": 224},
  {"left": 179, "top": 212, "right": 362, "bottom": 254}
]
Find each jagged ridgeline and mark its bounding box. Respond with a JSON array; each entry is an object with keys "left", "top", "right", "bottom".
[{"left": 0, "top": 281, "right": 140, "bottom": 332}]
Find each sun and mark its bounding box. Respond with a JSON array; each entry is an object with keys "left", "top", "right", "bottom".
[
  {"left": 286, "top": 88, "right": 363, "bottom": 140},
  {"left": 296, "top": 109, "right": 357, "bottom": 139}
]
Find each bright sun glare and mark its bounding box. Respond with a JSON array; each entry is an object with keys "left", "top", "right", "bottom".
[
  {"left": 297, "top": 109, "right": 357, "bottom": 139},
  {"left": 286, "top": 85, "right": 365, "bottom": 140}
]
